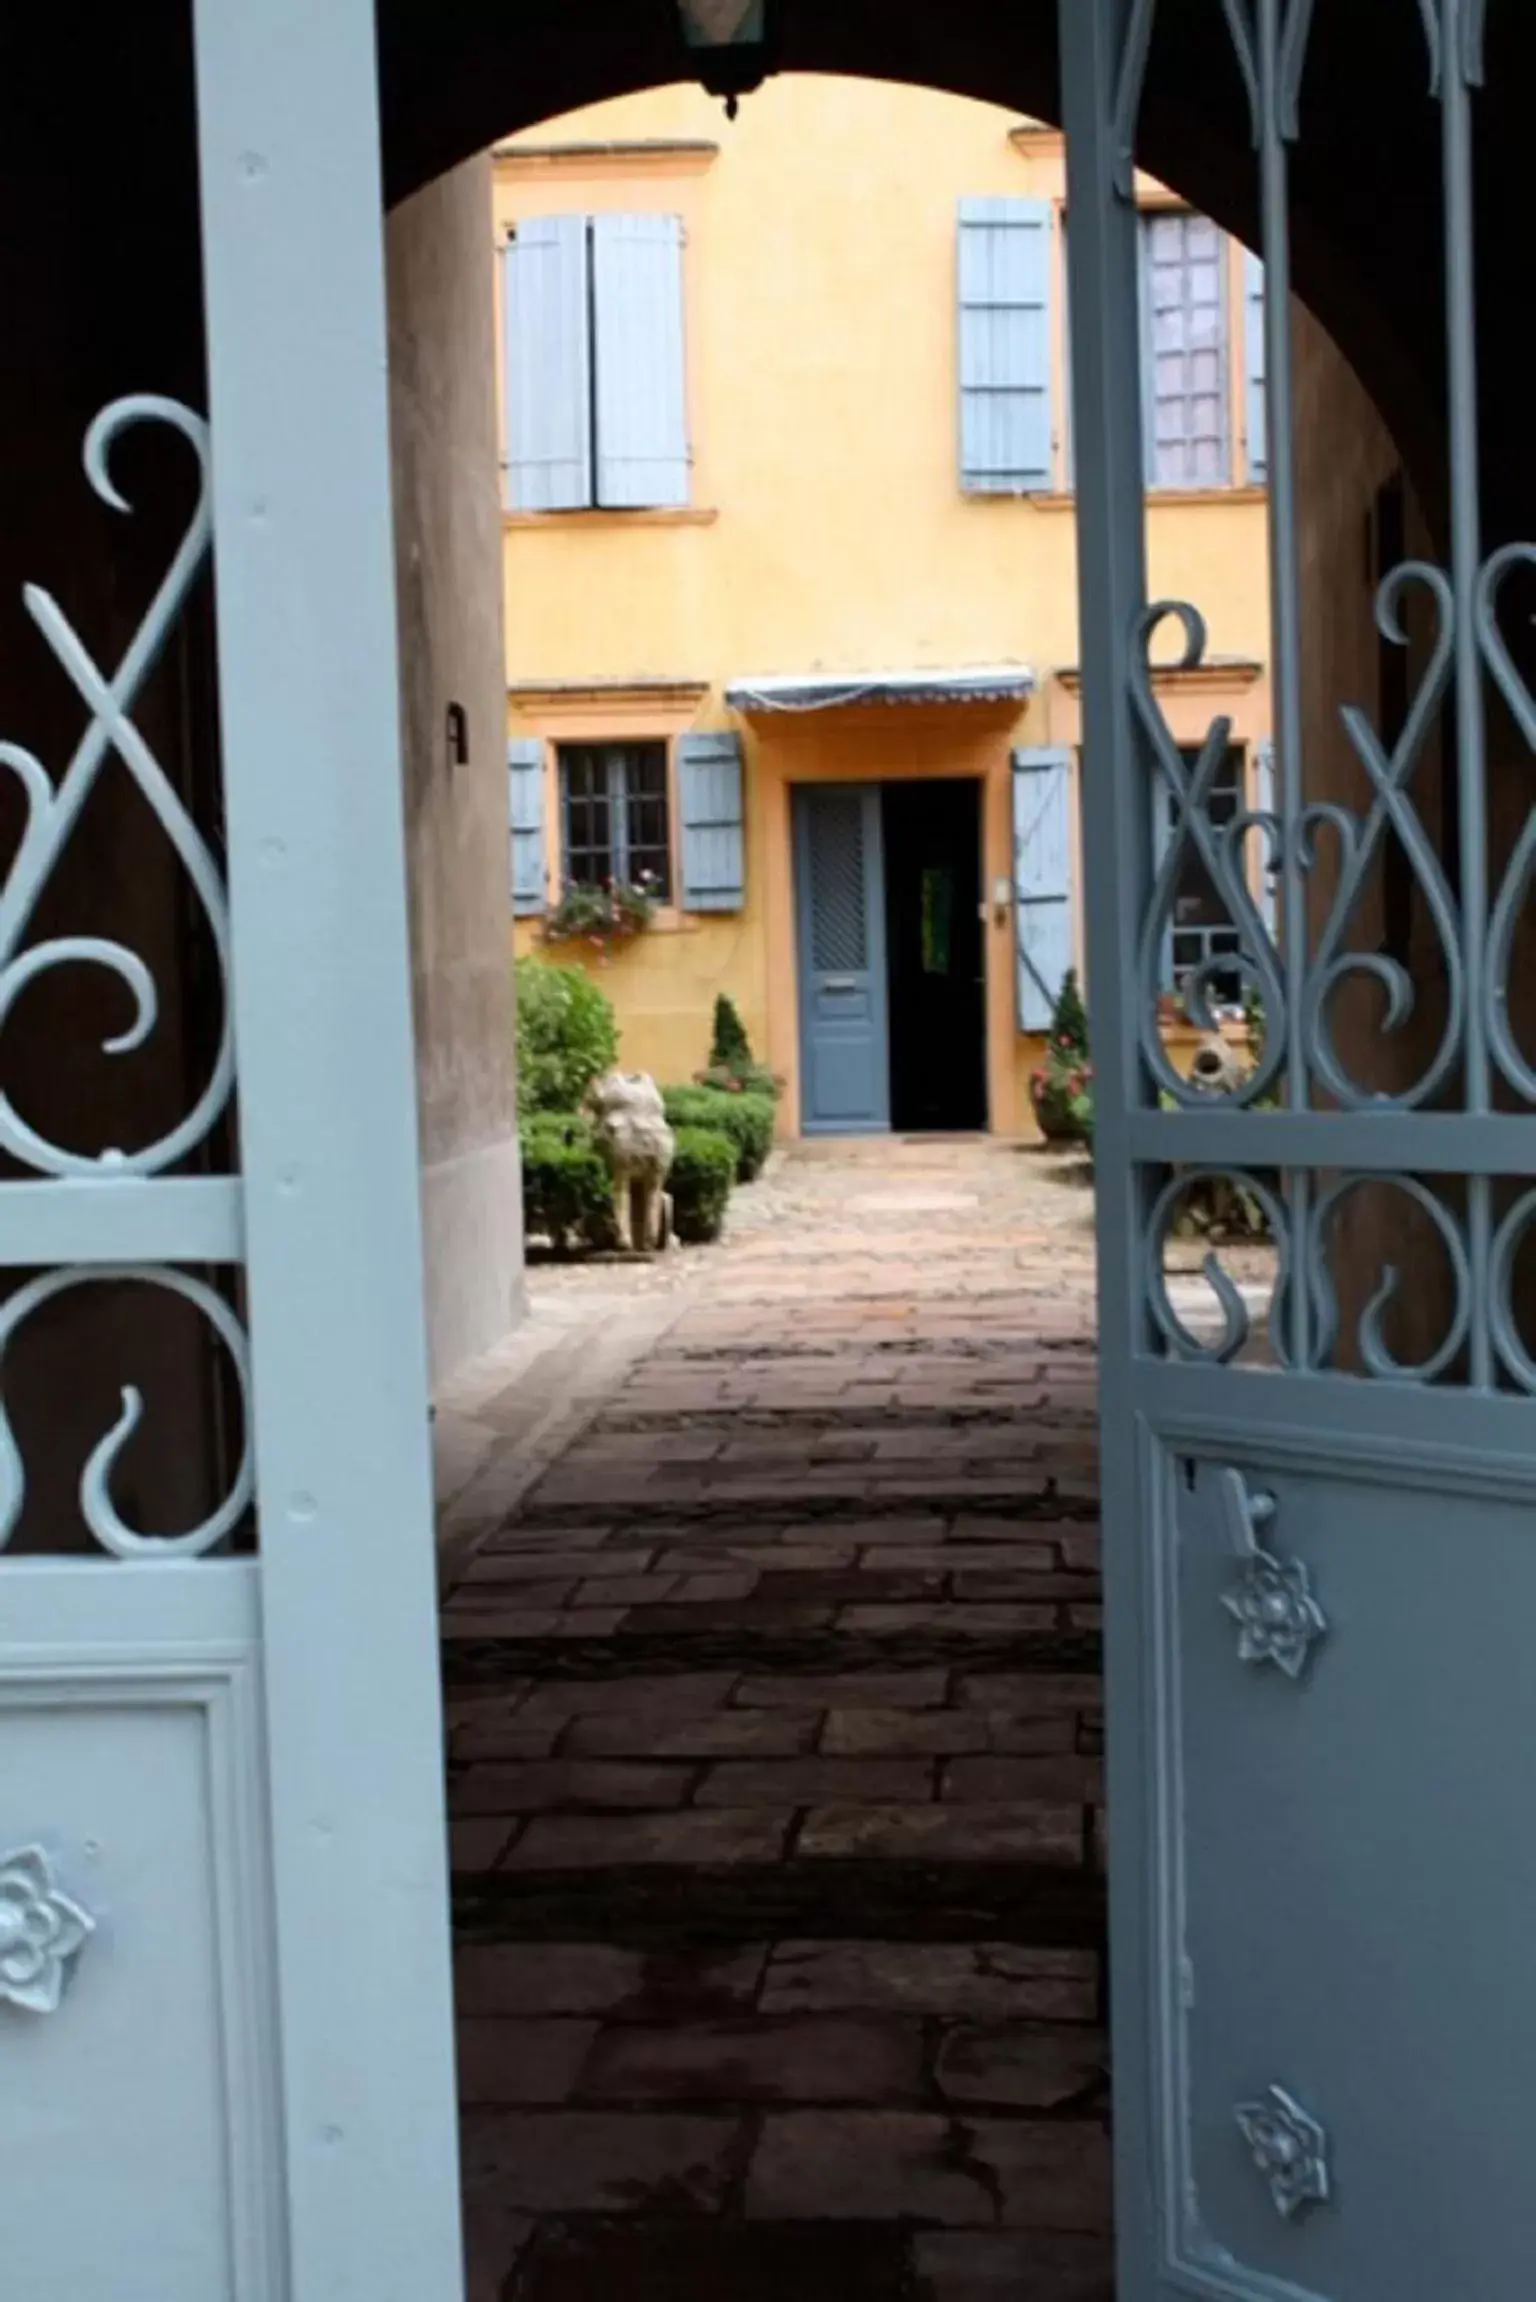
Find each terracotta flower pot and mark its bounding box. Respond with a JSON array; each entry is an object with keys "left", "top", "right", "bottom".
[{"left": 1029, "top": 1077, "right": 1085, "bottom": 1145}]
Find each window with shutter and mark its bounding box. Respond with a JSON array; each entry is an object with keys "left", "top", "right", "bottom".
[
  {"left": 503, "top": 212, "right": 691, "bottom": 514},
  {"left": 1140, "top": 210, "right": 1230, "bottom": 488},
  {"left": 502, "top": 217, "right": 594, "bottom": 513},
  {"left": 677, "top": 732, "right": 745, "bottom": 912},
  {"left": 508, "top": 738, "right": 549, "bottom": 915},
  {"left": 1012, "top": 748, "right": 1076, "bottom": 1031},
  {"left": 958, "top": 198, "right": 1055, "bottom": 496}
]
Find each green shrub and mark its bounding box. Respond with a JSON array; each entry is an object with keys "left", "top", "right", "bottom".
[
  {"left": 710, "top": 993, "right": 753, "bottom": 1072},
  {"left": 668, "top": 1126, "right": 737, "bottom": 1245},
  {"left": 662, "top": 1085, "right": 776, "bottom": 1182},
  {"left": 519, "top": 1113, "right": 614, "bottom": 1251},
  {"left": 515, "top": 959, "right": 618, "bottom": 1116},
  {"left": 697, "top": 992, "right": 780, "bottom": 1100}
]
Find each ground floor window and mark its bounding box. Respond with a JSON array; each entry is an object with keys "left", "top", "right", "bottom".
[
  {"left": 1165, "top": 741, "right": 1246, "bottom": 1006},
  {"left": 559, "top": 740, "right": 673, "bottom": 899}
]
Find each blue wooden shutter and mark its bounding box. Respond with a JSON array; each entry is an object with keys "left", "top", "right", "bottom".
[
  {"left": 508, "top": 737, "right": 548, "bottom": 915},
  {"left": 591, "top": 213, "right": 690, "bottom": 509},
  {"left": 677, "top": 732, "right": 745, "bottom": 912},
  {"left": 1254, "top": 736, "right": 1278, "bottom": 932},
  {"left": 1013, "top": 746, "right": 1075, "bottom": 1030},
  {"left": 1244, "top": 248, "right": 1268, "bottom": 483},
  {"left": 503, "top": 216, "right": 593, "bottom": 512},
  {"left": 958, "top": 198, "right": 1054, "bottom": 495}
]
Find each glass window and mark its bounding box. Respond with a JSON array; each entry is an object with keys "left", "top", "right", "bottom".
[
  {"left": 1165, "top": 744, "right": 1246, "bottom": 1006},
  {"left": 558, "top": 742, "right": 672, "bottom": 899},
  {"left": 1141, "top": 211, "right": 1230, "bottom": 489}
]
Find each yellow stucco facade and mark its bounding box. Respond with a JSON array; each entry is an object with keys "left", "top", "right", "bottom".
[{"left": 498, "top": 77, "right": 1272, "bottom": 1136}]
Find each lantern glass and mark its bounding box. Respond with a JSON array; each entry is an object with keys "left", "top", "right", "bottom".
[{"left": 677, "top": 0, "right": 767, "bottom": 51}]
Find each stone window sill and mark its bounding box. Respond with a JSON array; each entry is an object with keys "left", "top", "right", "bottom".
[
  {"left": 1009, "top": 487, "right": 1268, "bottom": 513},
  {"left": 503, "top": 507, "right": 720, "bottom": 531}
]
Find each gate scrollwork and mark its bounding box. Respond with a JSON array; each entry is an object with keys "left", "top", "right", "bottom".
[
  {"left": 0, "top": 1266, "right": 253, "bottom": 1558},
  {"left": 0, "top": 395, "right": 231, "bottom": 1178},
  {"left": 0, "top": 396, "right": 249, "bottom": 1562}
]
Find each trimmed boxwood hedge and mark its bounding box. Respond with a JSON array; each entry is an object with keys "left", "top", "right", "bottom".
[
  {"left": 662, "top": 1086, "right": 776, "bottom": 1182},
  {"left": 519, "top": 1113, "right": 614, "bottom": 1251},
  {"left": 668, "top": 1126, "right": 737, "bottom": 1244}
]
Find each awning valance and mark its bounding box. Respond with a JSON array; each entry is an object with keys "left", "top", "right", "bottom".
[{"left": 724, "top": 665, "right": 1036, "bottom": 714}]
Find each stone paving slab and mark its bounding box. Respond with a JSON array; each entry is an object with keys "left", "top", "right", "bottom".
[{"left": 438, "top": 1139, "right": 1119, "bottom": 2298}]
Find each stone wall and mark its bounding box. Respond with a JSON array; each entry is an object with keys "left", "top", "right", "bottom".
[{"left": 386, "top": 154, "right": 526, "bottom": 1384}]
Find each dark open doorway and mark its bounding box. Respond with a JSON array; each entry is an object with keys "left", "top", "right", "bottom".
[{"left": 882, "top": 778, "right": 988, "bottom": 1132}]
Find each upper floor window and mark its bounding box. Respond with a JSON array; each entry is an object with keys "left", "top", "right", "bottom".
[
  {"left": 503, "top": 214, "right": 691, "bottom": 514},
  {"left": 559, "top": 741, "right": 673, "bottom": 899},
  {"left": 1141, "top": 211, "right": 1228, "bottom": 489},
  {"left": 962, "top": 198, "right": 1268, "bottom": 500}
]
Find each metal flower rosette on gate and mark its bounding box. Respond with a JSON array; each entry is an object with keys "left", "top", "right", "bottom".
[{"left": 0, "top": 1845, "right": 93, "bottom": 2014}]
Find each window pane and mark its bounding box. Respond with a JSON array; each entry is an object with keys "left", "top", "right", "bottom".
[
  {"left": 1166, "top": 747, "right": 1247, "bottom": 1005},
  {"left": 620, "top": 741, "right": 672, "bottom": 898},
  {"left": 1143, "top": 210, "right": 1230, "bottom": 488},
  {"left": 559, "top": 743, "right": 615, "bottom": 887},
  {"left": 626, "top": 745, "right": 669, "bottom": 800}
]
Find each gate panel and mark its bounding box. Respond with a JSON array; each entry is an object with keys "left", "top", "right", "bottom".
[
  {"left": 1167, "top": 1442, "right": 1536, "bottom": 2298},
  {"left": 2, "top": 1567, "right": 279, "bottom": 2300},
  {"left": 1061, "top": 0, "right": 1536, "bottom": 2293},
  {"left": 2, "top": 2, "right": 462, "bottom": 2296}
]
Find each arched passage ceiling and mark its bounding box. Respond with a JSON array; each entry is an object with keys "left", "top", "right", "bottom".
[{"left": 377, "top": 0, "right": 1536, "bottom": 535}]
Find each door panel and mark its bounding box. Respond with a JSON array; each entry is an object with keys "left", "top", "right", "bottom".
[
  {"left": 1154, "top": 1447, "right": 1536, "bottom": 2300},
  {"left": 795, "top": 786, "right": 890, "bottom": 1132}
]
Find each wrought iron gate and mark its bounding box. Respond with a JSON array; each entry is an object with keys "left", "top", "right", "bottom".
[
  {"left": 1062, "top": 0, "right": 1536, "bottom": 2294},
  {"left": 0, "top": 3, "right": 463, "bottom": 2297}
]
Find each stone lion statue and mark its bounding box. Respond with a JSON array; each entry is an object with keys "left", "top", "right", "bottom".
[
  {"left": 584, "top": 1070, "right": 676, "bottom": 1253},
  {"left": 1188, "top": 1031, "right": 1248, "bottom": 1097}
]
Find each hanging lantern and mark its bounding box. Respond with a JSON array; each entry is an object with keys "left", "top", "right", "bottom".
[{"left": 674, "top": 0, "right": 776, "bottom": 116}]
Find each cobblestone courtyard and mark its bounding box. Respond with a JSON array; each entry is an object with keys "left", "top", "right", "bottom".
[{"left": 434, "top": 1137, "right": 1113, "bottom": 2300}]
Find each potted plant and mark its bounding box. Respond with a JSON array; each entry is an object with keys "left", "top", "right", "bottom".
[
  {"left": 695, "top": 993, "right": 782, "bottom": 1100},
  {"left": 541, "top": 873, "right": 658, "bottom": 955},
  {"left": 1029, "top": 967, "right": 1094, "bottom": 1145}
]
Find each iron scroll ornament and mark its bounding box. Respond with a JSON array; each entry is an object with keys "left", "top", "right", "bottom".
[
  {"left": 0, "top": 395, "right": 231, "bottom": 1176},
  {"left": 1130, "top": 602, "right": 1287, "bottom": 1111},
  {"left": 1218, "top": 1468, "right": 1326, "bottom": 1680},
  {"left": 0, "top": 1266, "right": 254, "bottom": 1558},
  {"left": 0, "top": 1845, "right": 94, "bottom": 2014}
]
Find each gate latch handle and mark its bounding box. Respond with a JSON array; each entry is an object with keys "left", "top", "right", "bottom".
[
  {"left": 1219, "top": 1467, "right": 1276, "bottom": 1558},
  {"left": 1216, "top": 1469, "right": 1327, "bottom": 1681}
]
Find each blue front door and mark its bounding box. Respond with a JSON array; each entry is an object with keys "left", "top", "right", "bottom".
[{"left": 794, "top": 785, "right": 890, "bottom": 1133}]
